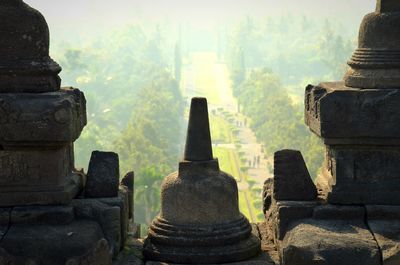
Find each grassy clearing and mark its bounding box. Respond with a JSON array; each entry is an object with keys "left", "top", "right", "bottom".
[
  {"left": 214, "top": 147, "right": 240, "bottom": 181},
  {"left": 210, "top": 115, "right": 232, "bottom": 144},
  {"left": 239, "top": 191, "right": 251, "bottom": 219}
]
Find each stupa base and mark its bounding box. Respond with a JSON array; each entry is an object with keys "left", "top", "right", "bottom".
[
  {"left": 144, "top": 234, "right": 261, "bottom": 264},
  {"left": 145, "top": 251, "right": 271, "bottom": 265},
  {"left": 143, "top": 216, "right": 261, "bottom": 264}
]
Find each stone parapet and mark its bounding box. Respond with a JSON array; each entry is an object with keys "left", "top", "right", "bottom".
[
  {"left": 305, "top": 82, "right": 400, "bottom": 144},
  {"left": 0, "top": 87, "right": 86, "bottom": 145}
]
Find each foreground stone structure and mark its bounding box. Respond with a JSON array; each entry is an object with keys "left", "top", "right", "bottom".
[
  {"left": 0, "top": 1, "right": 133, "bottom": 264},
  {"left": 144, "top": 98, "right": 261, "bottom": 264},
  {"left": 263, "top": 1, "right": 400, "bottom": 264},
  {"left": 3, "top": 0, "right": 400, "bottom": 265}
]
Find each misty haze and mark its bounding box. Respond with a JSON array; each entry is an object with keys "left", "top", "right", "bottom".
[{"left": 25, "top": 0, "right": 375, "bottom": 226}]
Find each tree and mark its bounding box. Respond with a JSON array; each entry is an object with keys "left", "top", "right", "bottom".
[{"left": 134, "top": 166, "right": 164, "bottom": 224}]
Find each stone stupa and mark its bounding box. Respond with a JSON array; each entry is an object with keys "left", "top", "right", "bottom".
[
  {"left": 0, "top": 1, "right": 132, "bottom": 264},
  {"left": 262, "top": 1, "right": 400, "bottom": 264},
  {"left": 344, "top": 0, "right": 400, "bottom": 89},
  {"left": 144, "top": 97, "right": 261, "bottom": 264}
]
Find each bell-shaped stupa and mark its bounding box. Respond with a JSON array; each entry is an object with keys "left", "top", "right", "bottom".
[
  {"left": 344, "top": 0, "right": 400, "bottom": 88},
  {"left": 144, "top": 97, "right": 261, "bottom": 264},
  {"left": 0, "top": 0, "right": 61, "bottom": 92}
]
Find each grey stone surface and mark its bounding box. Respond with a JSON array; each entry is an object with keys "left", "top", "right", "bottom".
[
  {"left": 0, "top": 145, "right": 72, "bottom": 189},
  {"left": 376, "top": 0, "right": 400, "bottom": 12},
  {"left": 273, "top": 150, "right": 317, "bottom": 201},
  {"left": 0, "top": 88, "right": 86, "bottom": 144},
  {"left": 161, "top": 160, "right": 240, "bottom": 225},
  {"left": 344, "top": 0, "right": 400, "bottom": 89},
  {"left": 306, "top": 82, "right": 400, "bottom": 204},
  {"left": 257, "top": 222, "right": 279, "bottom": 264},
  {"left": 144, "top": 97, "right": 260, "bottom": 264},
  {"left": 305, "top": 82, "right": 400, "bottom": 142},
  {"left": 267, "top": 201, "right": 317, "bottom": 241},
  {"left": 99, "top": 189, "right": 130, "bottom": 251},
  {"left": 11, "top": 205, "right": 74, "bottom": 225},
  {"left": 0, "top": 172, "right": 82, "bottom": 206},
  {"left": 121, "top": 171, "right": 134, "bottom": 220},
  {"left": 367, "top": 205, "right": 400, "bottom": 265},
  {"left": 280, "top": 219, "right": 381, "bottom": 265},
  {"left": 0, "top": 220, "right": 108, "bottom": 265},
  {"left": 316, "top": 145, "right": 400, "bottom": 205},
  {"left": 66, "top": 238, "right": 112, "bottom": 265},
  {"left": 146, "top": 252, "right": 274, "bottom": 265},
  {"left": 145, "top": 224, "right": 274, "bottom": 265},
  {"left": 72, "top": 198, "right": 122, "bottom": 257},
  {"left": 262, "top": 178, "right": 273, "bottom": 214},
  {"left": 0, "top": 0, "right": 61, "bottom": 93},
  {"left": 86, "top": 151, "right": 120, "bottom": 198},
  {"left": 183, "top": 97, "right": 213, "bottom": 161},
  {"left": 312, "top": 204, "right": 365, "bottom": 220}
]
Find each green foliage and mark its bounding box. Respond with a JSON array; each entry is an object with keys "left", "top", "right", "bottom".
[
  {"left": 226, "top": 16, "right": 355, "bottom": 92},
  {"left": 134, "top": 166, "right": 164, "bottom": 224},
  {"left": 234, "top": 68, "right": 324, "bottom": 179},
  {"left": 224, "top": 16, "right": 354, "bottom": 179},
  {"left": 53, "top": 24, "right": 184, "bottom": 225},
  {"left": 114, "top": 69, "right": 184, "bottom": 175}
]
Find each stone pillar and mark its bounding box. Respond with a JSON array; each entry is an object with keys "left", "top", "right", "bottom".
[
  {"left": 0, "top": 2, "right": 132, "bottom": 264},
  {"left": 306, "top": 0, "right": 400, "bottom": 205},
  {"left": 0, "top": 0, "right": 85, "bottom": 206},
  {"left": 144, "top": 98, "right": 261, "bottom": 264},
  {"left": 263, "top": 1, "right": 400, "bottom": 264}
]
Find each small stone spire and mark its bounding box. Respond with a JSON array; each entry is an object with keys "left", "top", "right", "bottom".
[
  {"left": 376, "top": 0, "right": 400, "bottom": 13},
  {"left": 183, "top": 97, "right": 213, "bottom": 161}
]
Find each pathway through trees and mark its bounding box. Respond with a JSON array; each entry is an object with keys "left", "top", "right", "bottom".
[{"left": 181, "top": 52, "right": 272, "bottom": 222}]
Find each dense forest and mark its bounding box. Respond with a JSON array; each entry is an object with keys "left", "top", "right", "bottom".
[
  {"left": 226, "top": 16, "right": 355, "bottom": 177},
  {"left": 52, "top": 15, "right": 357, "bottom": 228},
  {"left": 54, "top": 25, "right": 184, "bottom": 225}
]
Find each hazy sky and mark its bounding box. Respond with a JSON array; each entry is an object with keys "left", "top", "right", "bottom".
[{"left": 25, "top": 0, "right": 376, "bottom": 40}]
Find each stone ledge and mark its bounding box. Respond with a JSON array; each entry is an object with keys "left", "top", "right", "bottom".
[
  {"left": 280, "top": 219, "right": 381, "bottom": 265},
  {"left": 0, "top": 87, "right": 86, "bottom": 144},
  {"left": 305, "top": 82, "right": 400, "bottom": 143},
  {"left": 366, "top": 205, "right": 400, "bottom": 264},
  {"left": 0, "top": 173, "right": 82, "bottom": 206}
]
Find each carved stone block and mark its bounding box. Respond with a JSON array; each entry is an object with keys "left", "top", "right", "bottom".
[
  {"left": 280, "top": 219, "right": 381, "bottom": 265},
  {"left": 317, "top": 146, "right": 400, "bottom": 204},
  {"left": 98, "top": 188, "right": 130, "bottom": 251},
  {"left": 0, "top": 172, "right": 82, "bottom": 206},
  {"left": 0, "top": 220, "right": 108, "bottom": 265},
  {"left": 85, "top": 151, "right": 120, "bottom": 198},
  {"left": 367, "top": 205, "right": 400, "bottom": 265},
  {"left": 11, "top": 205, "right": 74, "bottom": 225},
  {"left": 72, "top": 198, "right": 122, "bottom": 257},
  {"left": 268, "top": 201, "right": 317, "bottom": 241},
  {"left": 0, "top": 145, "right": 73, "bottom": 189},
  {"left": 305, "top": 82, "right": 400, "bottom": 144},
  {"left": 0, "top": 87, "right": 86, "bottom": 145},
  {"left": 273, "top": 150, "right": 317, "bottom": 201}
]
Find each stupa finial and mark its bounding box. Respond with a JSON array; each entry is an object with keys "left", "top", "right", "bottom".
[{"left": 183, "top": 97, "right": 213, "bottom": 161}]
